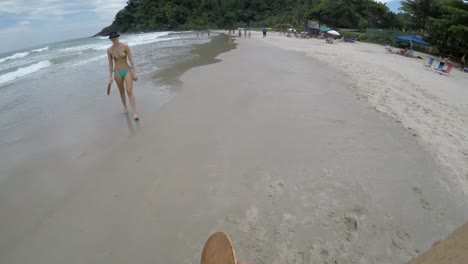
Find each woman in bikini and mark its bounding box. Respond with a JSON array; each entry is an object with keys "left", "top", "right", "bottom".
[{"left": 107, "top": 32, "right": 139, "bottom": 120}]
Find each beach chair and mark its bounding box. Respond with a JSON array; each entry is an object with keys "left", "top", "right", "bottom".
[
  {"left": 441, "top": 63, "right": 454, "bottom": 75},
  {"left": 433, "top": 62, "right": 445, "bottom": 71},
  {"left": 424, "top": 58, "right": 435, "bottom": 67}
]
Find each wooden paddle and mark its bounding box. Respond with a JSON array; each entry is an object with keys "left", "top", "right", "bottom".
[
  {"left": 201, "top": 232, "right": 238, "bottom": 264},
  {"left": 409, "top": 222, "right": 468, "bottom": 264},
  {"left": 107, "top": 83, "right": 111, "bottom": 96}
]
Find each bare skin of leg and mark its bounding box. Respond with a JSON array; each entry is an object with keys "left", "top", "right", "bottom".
[
  {"left": 114, "top": 73, "right": 127, "bottom": 114},
  {"left": 124, "top": 72, "right": 139, "bottom": 120}
]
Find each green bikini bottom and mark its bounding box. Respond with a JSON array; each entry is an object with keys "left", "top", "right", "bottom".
[{"left": 114, "top": 67, "right": 132, "bottom": 79}]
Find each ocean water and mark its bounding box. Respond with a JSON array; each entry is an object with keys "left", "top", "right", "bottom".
[{"left": 0, "top": 31, "right": 230, "bottom": 182}]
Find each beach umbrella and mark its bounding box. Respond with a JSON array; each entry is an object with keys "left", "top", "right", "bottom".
[
  {"left": 327, "top": 30, "right": 340, "bottom": 36},
  {"left": 395, "top": 35, "right": 430, "bottom": 46},
  {"left": 319, "top": 27, "right": 331, "bottom": 32}
]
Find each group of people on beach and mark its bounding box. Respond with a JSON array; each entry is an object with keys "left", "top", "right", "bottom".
[
  {"left": 197, "top": 30, "right": 211, "bottom": 38},
  {"left": 438, "top": 54, "right": 465, "bottom": 72},
  {"left": 228, "top": 29, "right": 252, "bottom": 38},
  {"left": 103, "top": 29, "right": 467, "bottom": 123},
  {"left": 386, "top": 43, "right": 466, "bottom": 71},
  {"left": 386, "top": 40, "right": 415, "bottom": 57}
]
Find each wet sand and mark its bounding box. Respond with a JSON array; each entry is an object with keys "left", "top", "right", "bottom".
[{"left": 1, "top": 35, "right": 467, "bottom": 264}]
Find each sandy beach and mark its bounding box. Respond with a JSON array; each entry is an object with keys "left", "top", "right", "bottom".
[
  {"left": 1, "top": 33, "right": 468, "bottom": 264},
  {"left": 264, "top": 33, "right": 468, "bottom": 197}
]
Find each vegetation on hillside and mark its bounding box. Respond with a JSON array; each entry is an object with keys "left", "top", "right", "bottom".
[
  {"left": 97, "top": 0, "right": 399, "bottom": 34},
  {"left": 98, "top": 0, "right": 467, "bottom": 55}
]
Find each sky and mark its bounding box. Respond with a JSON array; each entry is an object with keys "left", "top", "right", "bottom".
[
  {"left": 0, "top": 0, "right": 127, "bottom": 54},
  {"left": 379, "top": 0, "right": 402, "bottom": 12},
  {"left": 0, "top": 0, "right": 402, "bottom": 54}
]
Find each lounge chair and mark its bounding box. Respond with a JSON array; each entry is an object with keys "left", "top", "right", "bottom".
[
  {"left": 424, "top": 58, "right": 435, "bottom": 67},
  {"left": 441, "top": 63, "right": 454, "bottom": 75},
  {"left": 433, "top": 62, "right": 445, "bottom": 71},
  {"left": 433, "top": 62, "right": 454, "bottom": 76}
]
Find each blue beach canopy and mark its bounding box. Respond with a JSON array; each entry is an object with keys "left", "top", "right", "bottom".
[{"left": 395, "top": 35, "right": 430, "bottom": 46}]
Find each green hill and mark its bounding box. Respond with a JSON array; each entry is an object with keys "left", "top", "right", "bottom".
[{"left": 95, "top": 0, "right": 398, "bottom": 36}]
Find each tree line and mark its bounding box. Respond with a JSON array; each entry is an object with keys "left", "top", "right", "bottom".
[
  {"left": 97, "top": 0, "right": 467, "bottom": 55},
  {"left": 399, "top": 0, "right": 467, "bottom": 55}
]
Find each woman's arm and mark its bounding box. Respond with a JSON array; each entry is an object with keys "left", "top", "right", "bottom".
[
  {"left": 125, "top": 44, "right": 138, "bottom": 80},
  {"left": 107, "top": 49, "right": 114, "bottom": 83}
]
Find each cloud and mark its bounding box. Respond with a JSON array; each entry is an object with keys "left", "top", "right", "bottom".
[
  {"left": 0, "top": 0, "right": 127, "bottom": 53},
  {"left": 0, "top": 20, "right": 31, "bottom": 33},
  {"left": 0, "top": 1, "right": 22, "bottom": 15},
  {"left": 0, "top": 20, "right": 30, "bottom": 34},
  {"left": 92, "top": 0, "right": 127, "bottom": 22},
  {"left": 0, "top": 0, "right": 126, "bottom": 23},
  {"left": 18, "top": 21, "right": 30, "bottom": 26}
]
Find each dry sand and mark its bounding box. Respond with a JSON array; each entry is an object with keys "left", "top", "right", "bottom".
[
  {"left": 1, "top": 33, "right": 467, "bottom": 264},
  {"left": 263, "top": 33, "right": 468, "bottom": 197}
]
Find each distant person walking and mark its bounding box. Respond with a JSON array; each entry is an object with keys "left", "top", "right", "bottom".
[
  {"left": 248, "top": 30, "right": 251, "bottom": 38},
  {"left": 262, "top": 29, "right": 267, "bottom": 38},
  {"left": 461, "top": 54, "right": 466, "bottom": 71},
  {"left": 227, "top": 30, "right": 232, "bottom": 43},
  {"left": 107, "top": 32, "right": 139, "bottom": 121}
]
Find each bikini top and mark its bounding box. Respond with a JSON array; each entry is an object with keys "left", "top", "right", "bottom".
[{"left": 111, "top": 43, "right": 127, "bottom": 60}]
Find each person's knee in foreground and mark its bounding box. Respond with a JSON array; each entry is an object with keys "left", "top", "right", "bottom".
[{"left": 107, "top": 31, "right": 139, "bottom": 121}]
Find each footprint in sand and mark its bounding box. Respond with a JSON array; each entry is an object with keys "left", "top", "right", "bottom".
[
  {"left": 420, "top": 199, "right": 432, "bottom": 210},
  {"left": 342, "top": 214, "right": 359, "bottom": 241},
  {"left": 268, "top": 181, "right": 285, "bottom": 198},
  {"left": 322, "top": 169, "right": 334, "bottom": 178},
  {"left": 344, "top": 214, "right": 359, "bottom": 233},
  {"left": 238, "top": 207, "right": 259, "bottom": 232},
  {"left": 412, "top": 186, "right": 433, "bottom": 211},
  {"left": 392, "top": 230, "right": 412, "bottom": 250},
  {"left": 279, "top": 213, "right": 297, "bottom": 234},
  {"left": 412, "top": 186, "right": 422, "bottom": 194},
  {"left": 330, "top": 213, "right": 359, "bottom": 242}
]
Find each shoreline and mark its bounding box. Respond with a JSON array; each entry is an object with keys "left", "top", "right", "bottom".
[
  {"left": 150, "top": 34, "right": 237, "bottom": 87},
  {"left": 0, "top": 34, "right": 236, "bottom": 260}
]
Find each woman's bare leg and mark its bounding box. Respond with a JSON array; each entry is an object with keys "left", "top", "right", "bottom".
[
  {"left": 114, "top": 73, "right": 127, "bottom": 113},
  {"left": 125, "top": 72, "right": 138, "bottom": 120}
]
